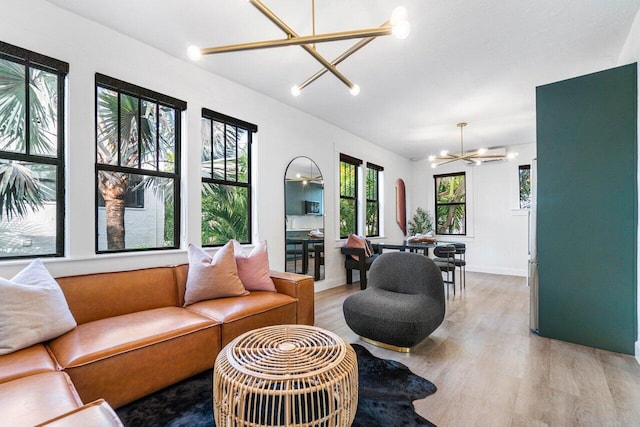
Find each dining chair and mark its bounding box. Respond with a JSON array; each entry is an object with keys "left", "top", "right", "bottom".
[{"left": 433, "top": 244, "right": 456, "bottom": 297}]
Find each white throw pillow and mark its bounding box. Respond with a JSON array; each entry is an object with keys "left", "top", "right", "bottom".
[{"left": 0, "top": 259, "right": 77, "bottom": 355}]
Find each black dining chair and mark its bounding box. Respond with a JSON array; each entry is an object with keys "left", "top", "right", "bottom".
[{"left": 433, "top": 244, "right": 456, "bottom": 297}]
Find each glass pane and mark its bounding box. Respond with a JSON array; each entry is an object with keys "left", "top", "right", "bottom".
[
  {"left": 366, "top": 168, "right": 377, "bottom": 200},
  {"left": 436, "top": 204, "right": 466, "bottom": 235},
  {"left": 519, "top": 166, "right": 531, "bottom": 209},
  {"left": 339, "top": 197, "right": 356, "bottom": 238},
  {"left": 201, "top": 118, "right": 212, "bottom": 178},
  {"left": 29, "top": 68, "right": 57, "bottom": 156},
  {"left": 97, "top": 171, "right": 175, "bottom": 251},
  {"left": 212, "top": 121, "right": 225, "bottom": 180},
  {"left": 0, "top": 160, "right": 57, "bottom": 257},
  {"left": 340, "top": 162, "right": 356, "bottom": 198},
  {"left": 237, "top": 127, "right": 248, "bottom": 183},
  {"left": 0, "top": 58, "right": 26, "bottom": 153},
  {"left": 158, "top": 105, "right": 175, "bottom": 173},
  {"left": 119, "top": 93, "right": 139, "bottom": 167},
  {"left": 366, "top": 201, "right": 378, "bottom": 237},
  {"left": 436, "top": 174, "right": 465, "bottom": 203},
  {"left": 201, "top": 183, "right": 249, "bottom": 245},
  {"left": 140, "top": 100, "right": 157, "bottom": 170},
  {"left": 96, "top": 87, "right": 119, "bottom": 165},
  {"left": 226, "top": 125, "right": 237, "bottom": 182}
]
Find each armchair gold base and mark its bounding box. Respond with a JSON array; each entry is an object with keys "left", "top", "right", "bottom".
[{"left": 360, "top": 336, "right": 411, "bottom": 353}]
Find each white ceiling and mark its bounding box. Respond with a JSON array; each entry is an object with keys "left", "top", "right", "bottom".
[{"left": 46, "top": 0, "right": 640, "bottom": 160}]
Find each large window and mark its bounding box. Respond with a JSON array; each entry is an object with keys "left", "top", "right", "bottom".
[
  {"left": 435, "top": 172, "right": 466, "bottom": 235},
  {"left": 365, "top": 162, "right": 383, "bottom": 237},
  {"left": 519, "top": 164, "right": 531, "bottom": 209},
  {"left": 201, "top": 109, "right": 256, "bottom": 246},
  {"left": 0, "top": 42, "right": 67, "bottom": 259},
  {"left": 339, "top": 153, "right": 361, "bottom": 238},
  {"left": 95, "top": 74, "right": 185, "bottom": 253}
]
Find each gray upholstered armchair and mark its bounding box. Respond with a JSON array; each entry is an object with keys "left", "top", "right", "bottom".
[{"left": 343, "top": 251, "right": 445, "bottom": 352}]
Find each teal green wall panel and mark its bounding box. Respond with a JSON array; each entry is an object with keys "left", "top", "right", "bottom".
[{"left": 536, "top": 63, "right": 637, "bottom": 354}]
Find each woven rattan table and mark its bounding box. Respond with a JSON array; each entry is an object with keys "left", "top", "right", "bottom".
[{"left": 213, "top": 324, "right": 358, "bottom": 427}]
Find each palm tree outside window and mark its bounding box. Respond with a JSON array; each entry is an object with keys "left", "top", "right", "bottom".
[
  {"left": 0, "top": 41, "right": 67, "bottom": 259},
  {"left": 95, "top": 74, "right": 185, "bottom": 252},
  {"left": 434, "top": 172, "right": 466, "bottom": 235},
  {"left": 201, "top": 108, "right": 256, "bottom": 246}
]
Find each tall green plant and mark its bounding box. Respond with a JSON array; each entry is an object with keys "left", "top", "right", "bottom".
[{"left": 408, "top": 207, "right": 434, "bottom": 235}]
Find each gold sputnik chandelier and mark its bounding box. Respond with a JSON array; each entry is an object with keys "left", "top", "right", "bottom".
[
  {"left": 187, "top": 0, "right": 410, "bottom": 96},
  {"left": 429, "top": 122, "right": 517, "bottom": 168}
]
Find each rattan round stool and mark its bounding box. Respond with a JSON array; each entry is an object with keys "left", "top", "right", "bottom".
[{"left": 213, "top": 324, "right": 358, "bottom": 427}]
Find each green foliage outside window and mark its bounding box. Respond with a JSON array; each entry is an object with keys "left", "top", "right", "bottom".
[
  {"left": 435, "top": 173, "right": 466, "bottom": 235},
  {"left": 201, "top": 116, "right": 252, "bottom": 245},
  {"left": 340, "top": 160, "right": 357, "bottom": 238},
  {"left": 519, "top": 165, "right": 531, "bottom": 209}
]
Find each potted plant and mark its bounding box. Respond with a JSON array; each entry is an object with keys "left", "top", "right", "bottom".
[{"left": 408, "top": 207, "right": 434, "bottom": 240}]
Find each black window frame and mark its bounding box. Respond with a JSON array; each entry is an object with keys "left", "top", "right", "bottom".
[
  {"left": 434, "top": 171, "right": 467, "bottom": 236},
  {"left": 94, "top": 73, "right": 186, "bottom": 254},
  {"left": 339, "top": 153, "right": 362, "bottom": 238},
  {"left": 0, "top": 41, "right": 68, "bottom": 260},
  {"left": 365, "top": 162, "right": 383, "bottom": 237},
  {"left": 201, "top": 108, "right": 257, "bottom": 247}
]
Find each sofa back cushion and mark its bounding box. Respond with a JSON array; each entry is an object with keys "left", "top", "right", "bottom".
[{"left": 56, "top": 267, "right": 179, "bottom": 324}]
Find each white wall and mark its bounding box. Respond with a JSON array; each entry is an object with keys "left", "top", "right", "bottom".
[
  {"left": 617, "top": 6, "right": 640, "bottom": 362},
  {"left": 0, "top": 0, "right": 411, "bottom": 291},
  {"left": 411, "top": 143, "right": 536, "bottom": 277}
]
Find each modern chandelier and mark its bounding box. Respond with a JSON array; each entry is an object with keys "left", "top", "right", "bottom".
[
  {"left": 187, "top": 0, "right": 410, "bottom": 96},
  {"left": 429, "top": 122, "right": 517, "bottom": 168}
]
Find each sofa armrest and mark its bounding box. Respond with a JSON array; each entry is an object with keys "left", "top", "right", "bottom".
[
  {"left": 340, "top": 246, "right": 367, "bottom": 260},
  {"left": 270, "top": 271, "right": 314, "bottom": 326}
]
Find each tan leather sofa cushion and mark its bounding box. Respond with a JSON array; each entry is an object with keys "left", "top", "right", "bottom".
[
  {"left": 36, "top": 399, "right": 123, "bottom": 427},
  {"left": 49, "top": 307, "right": 218, "bottom": 367},
  {"left": 186, "top": 291, "right": 297, "bottom": 346},
  {"left": 56, "top": 267, "right": 179, "bottom": 324},
  {"left": 0, "top": 371, "right": 82, "bottom": 427},
  {"left": 48, "top": 307, "right": 221, "bottom": 408},
  {"left": 0, "top": 344, "right": 57, "bottom": 384}
]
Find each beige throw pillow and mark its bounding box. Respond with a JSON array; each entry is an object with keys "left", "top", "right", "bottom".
[
  {"left": 184, "top": 242, "right": 248, "bottom": 305},
  {"left": 0, "top": 259, "right": 77, "bottom": 355}
]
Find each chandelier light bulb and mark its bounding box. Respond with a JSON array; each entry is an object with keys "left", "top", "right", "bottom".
[
  {"left": 390, "top": 6, "right": 408, "bottom": 26},
  {"left": 290, "top": 85, "right": 301, "bottom": 96},
  {"left": 507, "top": 152, "right": 518, "bottom": 159},
  {"left": 440, "top": 150, "right": 449, "bottom": 157},
  {"left": 392, "top": 20, "right": 411, "bottom": 39},
  {"left": 349, "top": 84, "right": 361, "bottom": 96},
  {"left": 431, "top": 163, "right": 437, "bottom": 169},
  {"left": 428, "top": 155, "right": 436, "bottom": 161},
  {"left": 187, "top": 45, "right": 202, "bottom": 61},
  {"left": 475, "top": 160, "right": 482, "bottom": 165},
  {"left": 478, "top": 148, "right": 487, "bottom": 155}
]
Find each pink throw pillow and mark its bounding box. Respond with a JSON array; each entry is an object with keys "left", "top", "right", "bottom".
[
  {"left": 184, "top": 242, "right": 248, "bottom": 305},
  {"left": 233, "top": 240, "right": 277, "bottom": 292},
  {"left": 345, "top": 234, "right": 372, "bottom": 261}
]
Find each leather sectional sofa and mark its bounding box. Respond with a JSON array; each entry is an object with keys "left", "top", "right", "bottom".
[{"left": 0, "top": 264, "right": 314, "bottom": 426}]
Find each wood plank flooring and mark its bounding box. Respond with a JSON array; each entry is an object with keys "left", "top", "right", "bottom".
[{"left": 314, "top": 272, "right": 640, "bottom": 426}]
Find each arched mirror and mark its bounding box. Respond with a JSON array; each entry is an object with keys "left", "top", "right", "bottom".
[{"left": 285, "top": 157, "right": 324, "bottom": 280}]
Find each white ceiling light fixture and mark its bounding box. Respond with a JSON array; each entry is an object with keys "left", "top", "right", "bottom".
[
  {"left": 429, "top": 122, "right": 517, "bottom": 168},
  {"left": 187, "top": 0, "right": 409, "bottom": 96}
]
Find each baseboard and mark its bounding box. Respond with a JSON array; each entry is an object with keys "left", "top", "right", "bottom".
[
  {"left": 466, "top": 264, "right": 527, "bottom": 277},
  {"left": 636, "top": 341, "right": 640, "bottom": 365},
  {"left": 313, "top": 277, "right": 346, "bottom": 293}
]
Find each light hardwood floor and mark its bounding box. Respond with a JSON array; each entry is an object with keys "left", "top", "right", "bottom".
[{"left": 314, "top": 272, "right": 640, "bottom": 427}]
